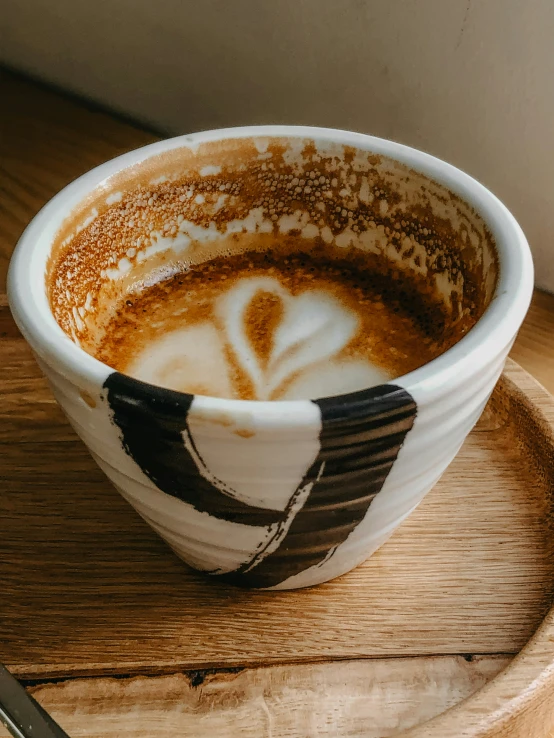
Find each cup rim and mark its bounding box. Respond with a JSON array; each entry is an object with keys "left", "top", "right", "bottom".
[{"left": 7, "top": 125, "right": 534, "bottom": 410}]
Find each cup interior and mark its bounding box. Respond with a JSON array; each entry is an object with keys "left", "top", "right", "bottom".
[{"left": 46, "top": 134, "right": 498, "bottom": 395}]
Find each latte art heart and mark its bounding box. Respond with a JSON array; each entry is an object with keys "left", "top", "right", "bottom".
[
  {"left": 95, "top": 244, "right": 449, "bottom": 401},
  {"left": 127, "top": 276, "right": 391, "bottom": 400}
]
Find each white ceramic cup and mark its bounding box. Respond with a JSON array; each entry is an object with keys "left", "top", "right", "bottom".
[{"left": 8, "top": 127, "right": 533, "bottom": 589}]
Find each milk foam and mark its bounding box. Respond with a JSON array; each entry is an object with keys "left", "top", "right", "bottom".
[{"left": 126, "top": 275, "right": 391, "bottom": 400}]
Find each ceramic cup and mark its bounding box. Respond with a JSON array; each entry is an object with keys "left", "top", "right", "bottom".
[{"left": 8, "top": 127, "right": 533, "bottom": 589}]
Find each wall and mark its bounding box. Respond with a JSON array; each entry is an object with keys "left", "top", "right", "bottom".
[{"left": 2, "top": 0, "right": 553, "bottom": 290}]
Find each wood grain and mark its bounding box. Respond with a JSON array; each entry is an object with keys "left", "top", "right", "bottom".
[
  {"left": 510, "top": 290, "right": 554, "bottom": 396},
  {"left": 0, "top": 656, "right": 511, "bottom": 738}
]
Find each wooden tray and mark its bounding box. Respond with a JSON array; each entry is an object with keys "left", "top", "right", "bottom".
[{"left": 2, "top": 298, "right": 554, "bottom": 737}]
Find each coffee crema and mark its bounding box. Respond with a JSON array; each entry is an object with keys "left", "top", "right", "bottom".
[
  {"left": 47, "top": 135, "right": 498, "bottom": 401},
  {"left": 93, "top": 237, "right": 468, "bottom": 401}
]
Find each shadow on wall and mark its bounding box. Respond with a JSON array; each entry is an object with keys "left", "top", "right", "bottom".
[{"left": 1, "top": 0, "right": 553, "bottom": 290}]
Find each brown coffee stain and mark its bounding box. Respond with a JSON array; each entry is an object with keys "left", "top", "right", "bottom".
[
  {"left": 187, "top": 406, "right": 257, "bottom": 438},
  {"left": 187, "top": 409, "right": 235, "bottom": 427},
  {"left": 234, "top": 428, "right": 256, "bottom": 439},
  {"left": 79, "top": 390, "right": 97, "bottom": 408}
]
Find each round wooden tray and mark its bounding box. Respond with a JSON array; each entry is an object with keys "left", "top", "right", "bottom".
[{"left": 2, "top": 297, "right": 554, "bottom": 738}]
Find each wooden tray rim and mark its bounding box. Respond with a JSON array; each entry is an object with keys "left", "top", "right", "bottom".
[{"left": 401, "top": 358, "right": 554, "bottom": 736}]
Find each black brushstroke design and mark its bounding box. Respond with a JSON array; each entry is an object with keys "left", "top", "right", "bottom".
[
  {"left": 104, "top": 373, "right": 416, "bottom": 588},
  {"left": 104, "top": 373, "right": 285, "bottom": 527},
  {"left": 218, "top": 384, "right": 416, "bottom": 587}
]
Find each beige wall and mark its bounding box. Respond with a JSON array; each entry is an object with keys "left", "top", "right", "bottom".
[{"left": 2, "top": 0, "right": 554, "bottom": 290}]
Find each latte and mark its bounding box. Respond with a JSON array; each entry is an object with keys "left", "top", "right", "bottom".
[{"left": 94, "top": 238, "right": 457, "bottom": 401}]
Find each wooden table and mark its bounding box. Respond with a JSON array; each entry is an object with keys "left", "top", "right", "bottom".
[{"left": 1, "top": 67, "right": 554, "bottom": 736}]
